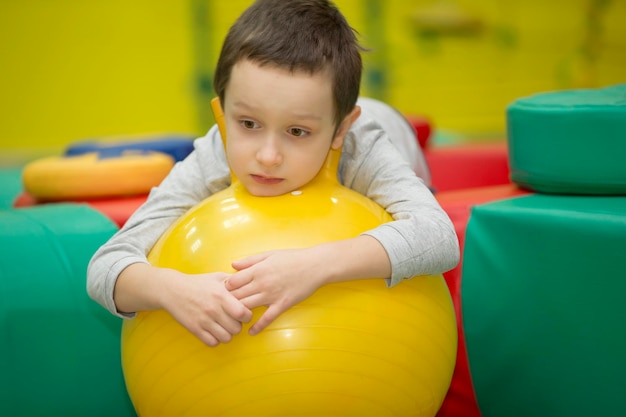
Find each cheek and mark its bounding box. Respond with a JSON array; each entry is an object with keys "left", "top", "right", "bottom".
[
  {"left": 299, "top": 144, "right": 331, "bottom": 177},
  {"left": 226, "top": 140, "right": 246, "bottom": 170}
]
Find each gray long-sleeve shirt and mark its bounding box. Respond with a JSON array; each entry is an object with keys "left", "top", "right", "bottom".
[{"left": 87, "top": 99, "right": 459, "bottom": 317}]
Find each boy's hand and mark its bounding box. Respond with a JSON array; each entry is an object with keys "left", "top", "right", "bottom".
[
  {"left": 224, "top": 236, "right": 391, "bottom": 337},
  {"left": 161, "top": 271, "right": 253, "bottom": 347},
  {"left": 226, "top": 248, "right": 325, "bottom": 336}
]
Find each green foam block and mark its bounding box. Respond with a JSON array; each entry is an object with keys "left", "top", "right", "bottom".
[
  {"left": 462, "top": 194, "right": 626, "bottom": 416},
  {"left": 0, "top": 204, "right": 136, "bottom": 417},
  {"left": 507, "top": 83, "right": 626, "bottom": 195},
  {"left": 0, "top": 167, "right": 23, "bottom": 209}
]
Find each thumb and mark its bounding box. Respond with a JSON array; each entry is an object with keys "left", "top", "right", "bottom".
[{"left": 249, "top": 304, "right": 282, "bottom": 336}]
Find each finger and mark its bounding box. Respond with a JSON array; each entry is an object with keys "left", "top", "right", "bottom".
[
  {"left": 231, "top": 252, "right": 270, "bottom": 271},
  {"left": 249, "top": 304, "right": 283, "bottom": 336},
  {"left": 191, "top": 321, "right": 230, "bottom": 347},
  {"left": 175, "top": 314, "right": 224, "bottom": 347},
  {"left": 199, "top": 316, "right": 240, "bottom": 345},
  {"left": 224, "top": 269, "right": 253, "bottom": 291},
  {"left": 222, "top": 297, "right": 254, "bottom": 323},
  {"left": 229, "top": 279, "right": 260, "bottom": 300},
  {"left": 193, "top": 328, "right": 220, "bottom": 347},
  {"left": 238, "top": 292, "right": 267, "bottom": 310}
]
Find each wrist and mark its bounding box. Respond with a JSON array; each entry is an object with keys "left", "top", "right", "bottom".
[
  {"left": 313, "top": 235, "right": 391, "bottom": 285},
  {"left": 114, "top": 263, "right": 178, "bottom": 314}
]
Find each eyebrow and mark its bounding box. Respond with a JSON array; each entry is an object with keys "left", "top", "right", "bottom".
[{"left": 232, "top": 101, "right": 322, "bottom": 121}]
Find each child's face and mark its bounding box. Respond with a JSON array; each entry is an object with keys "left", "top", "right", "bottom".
[{"left": 223, "top": 59, "right": 355, "bottom": 197}]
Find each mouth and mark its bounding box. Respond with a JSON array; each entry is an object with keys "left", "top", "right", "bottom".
[{"left": 250, "top": 174, "right": 284, "bottom": 185}]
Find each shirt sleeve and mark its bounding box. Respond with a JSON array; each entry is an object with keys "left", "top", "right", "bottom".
[
  {"left": 86, "top": 125, "right": 230, "bottom": 317},
  {"left": 338, "top": 115, "right": 460, "bottom": 287}
]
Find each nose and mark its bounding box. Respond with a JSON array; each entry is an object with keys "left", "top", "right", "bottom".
[{"left": 256, "top": 134, "right": 283, "bottom": 167}]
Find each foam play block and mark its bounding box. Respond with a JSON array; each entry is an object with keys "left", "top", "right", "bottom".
[
  {"left": 22, "top": 152, "right": 174, "bottom": 201},
  {"left": 65, "top": 134, "right": 196, "bottom": 162},
  {"left": 436, "top": 184, "right": 532, "bottom": 314},
  {"left": 436, "top": 184, "right": 531, "bottom": 241},
  {"left": 13, "top": 191, "right": 147, "bottom": 227},
  {"left": 436, "top": 184, "right": 531, "bottom": 315},
  {"left": 0, "top": 168, "right": 22, "bottom": 209},
  {"left": 405, "top": 114, "right": 433, "bottom": 149},
  {"left": 434, "top": 184, "right": 530, "bottom": 417},
  {"left": 507, "top": 83, "right": 626, "bottom": 195},
  {"left": 0, "top": 204, "right": 135, "bottom": 417},
  {"left": 462, "top": 194, "right": 626, "bottom": 416},
  {"left": 426, "top": 142, "right": 510, "bottom": 193}
]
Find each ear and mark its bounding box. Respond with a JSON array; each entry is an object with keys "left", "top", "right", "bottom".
[{"left": 331, "top": 105, "right": 361, "bottom": 150}]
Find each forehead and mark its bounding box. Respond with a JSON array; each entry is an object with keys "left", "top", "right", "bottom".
[{"left": 225, "top": 59, "right": 335, "bottom": 120}]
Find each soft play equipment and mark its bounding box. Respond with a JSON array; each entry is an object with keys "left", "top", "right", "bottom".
[
  {"left": 121, "top": 99, "right": 458, "bottom": 417},
  {"left": 16, "top": 135, "right": 191, "bottom": 223},
  {"left": 507, "top": 83, "right": 626, "bottom": 195},
  {"left": 462, "top": 195, "right": 626, "bottom": 416},
  {"left": 460, "top": 83, "right": 626, "bottom": 416},
  {"left": 65, "top": 134, "right": 196, "bottom": 162},
  {"left": 434, "top": 184, "right": 530, "bottom": 417},
  {"left": 13, "top": 191, "right": 148, "bottom": 227},
  {"left": 405, "top": 114, "right": 433, "bottom": 150},
  {"left": 0, "top": 204, "right": 136, "bottom": 417},
  {"left": 22, "top": 151, "right": 174, "bottom": 201},
  {"left": 425, "top": 142, "right": 510, "bottom": 193},
  {"left": 0, "top": 167, "right": 22, "bottom": 209}
]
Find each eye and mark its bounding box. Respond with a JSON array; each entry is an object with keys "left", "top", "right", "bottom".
[
  {"left": 288, "top": 127, "right": 309, "bottom": 137},
  {"left": 240, "top": 119, "right": 259, "bottom": 129}
]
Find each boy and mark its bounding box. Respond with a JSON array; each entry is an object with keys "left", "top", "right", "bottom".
[{"left": 87, "top": 0, "right": 459, "bottom": 347}]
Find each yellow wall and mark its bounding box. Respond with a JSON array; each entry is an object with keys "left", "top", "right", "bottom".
[
  {"left": 1, "top": 0, "right": 624, "bottom": 164},
  {"left": 380, "top": 0, "right": 625, "bottom": 136},
  {"left": 0, "top": 0, "right": 198, "bottom": 161}
]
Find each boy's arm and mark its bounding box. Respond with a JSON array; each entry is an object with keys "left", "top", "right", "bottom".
[
  {"left": 86, "top": 125, "right": 230, "bottom": 317},
  {"left": 115, "top": 263, "right": 252, "bottom": 346},
  {"left": 87, "top": 125, "right": 257, "bottom": 347},
  {"left": 341, "top": 117, "right": 460, "bottom": 285}
]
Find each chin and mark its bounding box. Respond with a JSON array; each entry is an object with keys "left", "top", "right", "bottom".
[{"left": 246, "top": 185, "right": 288, "bottom": 198}]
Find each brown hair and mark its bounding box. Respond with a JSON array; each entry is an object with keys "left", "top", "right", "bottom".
[{"left": 213, "top": 0, "right": 364, "bottom": 125}]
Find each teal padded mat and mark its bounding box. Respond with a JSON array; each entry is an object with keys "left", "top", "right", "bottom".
[
  {"left": 0, "top": 204, "right": 136, "bottom": 417},
  {"left": 462, "top": 194, "right": 626, "bottom": 416},
  {"left": 0, "top": 167, "right": 23, "bottom": 209},
  {"left": 507, "top": 83, "right": 626, "bottom": 195}
]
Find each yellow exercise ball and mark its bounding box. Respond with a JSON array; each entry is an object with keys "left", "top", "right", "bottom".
[{"left": 121, "top": 100, "right": 457, "bottom": 417}]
